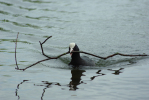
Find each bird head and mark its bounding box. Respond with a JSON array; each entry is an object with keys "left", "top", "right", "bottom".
[{"left": 69, "top": 43, "right": 79, "bottom": 56}]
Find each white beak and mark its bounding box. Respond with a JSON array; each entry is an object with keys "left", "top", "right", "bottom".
[{"left": 69, "top": 43, "right": 75, "bottom": 56}]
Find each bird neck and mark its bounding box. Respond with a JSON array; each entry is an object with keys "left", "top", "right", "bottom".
[{"left": 72, "top": 52, "right": 81, "bottom": 60}]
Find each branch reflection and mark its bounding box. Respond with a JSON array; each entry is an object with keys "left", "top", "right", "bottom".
[
  {"left": 15, "top": 80, "right": 29, "bottom": 100},
  {"left": 108, "top": 68, "right": 124, "bottom": 75},
  {"left": 15, "top": 68, "right": 124, "bottom": 99},
  {"left": 90, "top": 70, "right": 105, "bottom": 80}
]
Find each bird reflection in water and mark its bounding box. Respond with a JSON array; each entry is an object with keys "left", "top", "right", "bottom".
[{"left": 69, "top": 69, "right": 86, "bottom": 91}]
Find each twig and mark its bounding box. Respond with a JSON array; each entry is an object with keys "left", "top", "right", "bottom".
[
  {"left": 41, "top": 36, "right": 52, "bottom": 44},
  {"left": 15, "top": 52, "right": 69, "bottom": 71},
  {"left": 39, "top": 41, "right": 51, "bottom": 58},
  {"left": 15, "top": 58, "right": 50, "bottom": 71},
  {"left": 15, "top": 32, "right": 19, "bottom": 69},
  {"left": 39, "top": 35, "right": 69, "bottom": 59},
  {"left": 72, "top": 51, "right": 148, "bottom": 60},
  {"left": 14, "top": 34, "right": 69, "bottom": 71},
  {"left": 39, "top": 36, "right": 52, "bottom": 58},
  {"left": 14, "top": 33, "right": 50, "bottom": 70},
  {"left": 103, "top": 53, "right": 148, "bottom": 59}
]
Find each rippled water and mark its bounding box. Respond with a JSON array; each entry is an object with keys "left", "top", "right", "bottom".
[{"left": 1, "top": 0, "right": 149, "bottom": 100}]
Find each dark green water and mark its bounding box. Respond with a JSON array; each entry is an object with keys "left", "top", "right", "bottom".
[{"left": 1, "top": 0, "right": 149, "bottom": 100}]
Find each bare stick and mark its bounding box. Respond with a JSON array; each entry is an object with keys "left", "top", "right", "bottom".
[
  {"left": 41, "top": 36, "right": 52, "bottom": 44},
  {"left": 15, "top": 32, "right": 19, "bottom": 69},
  {"left": 14, "top": 34, "right": 69, "bottom": 71},
  {"left": 15, "top": 58, "right": 50, "bottom": 71},
  {"left": 72, "top": 51, "right": 148, "bottom": 60},
  {"left": 103, "top": 53, "right": 148, "bottom": 59},
  {"left": 14, "top": 33, "right": 50, "bottom": 70},
  {"left": 39, "top": 41, "right": 50, "bottom": 58},
  {"left": 15, "top": 52, "right": 69, "bottom": 71},
  {"left": 39, "top": 36, "right": 53, "bottom": 58},
  {"left": 14, "top": 33, "right": 51, "bottom": 70},
  {"left": 39, "top": 36, "right": 70, "bottom": 59}
]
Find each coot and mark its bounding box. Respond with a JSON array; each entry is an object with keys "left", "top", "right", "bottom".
[{"left": 69, "top": 43, "right": 95, "bottom": 67}]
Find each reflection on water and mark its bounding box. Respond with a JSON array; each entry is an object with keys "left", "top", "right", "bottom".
[
  {"left": 69, "top": 70, "right": 86, "bottom": 91},
  {"left": 96, "top": 57, "right": 138, "bottom": 67},
  {"left": 36, "top": 81, "right": 61, "bottom": 100},
  {"left": 90, "top": 70, "right": 105, "bottom": 80},
  {"left": 15, "top": 80, "right": 29, "bottom": 100},
  {"left": 15, "top": 68, "right": 124, "bottom": 99},
  {"left": 108, "top": 68, "right": 124, "bottom": 75},
  {"left": 1, "top": 0, "right": 149, "bottom": 99}
]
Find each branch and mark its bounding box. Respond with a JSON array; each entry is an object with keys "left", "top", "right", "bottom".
[
  {"left": 14, "top": 34, "right": 69, "bottom": 71},
  {"left": 15, "top": 58, "right": 50, "bottom": 71},
  {"left": 15, "top": 32, "right": 19, "bottom": 69},
  {"left": 72, "top": 51, "right": 148, "bottom": 60},
  {"left": 103, "top": 52, "right": 148, "bottom": 59},
  {"left": 14, "top": 33, "right": 148, "bottom": 71},
  {"left": 39, "top": 36, "right": 55, "bottom": 58}
]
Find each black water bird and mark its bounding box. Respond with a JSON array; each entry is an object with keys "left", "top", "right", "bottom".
[{"left": 69, "top": 43, "right": 95, "bottom": 67}]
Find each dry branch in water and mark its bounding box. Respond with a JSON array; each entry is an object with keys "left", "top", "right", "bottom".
[
  {"left": 15, "top": 32, "right": 19, "bottom": 69},
  {"left": 14, "top": 33, "right": 148, "bottom": 71},
  {"left": 14, "top": 33, "right": 69, "bottom": 71},
  {"left": 71, "top": 51, "right": 148, "bottom": 60}
]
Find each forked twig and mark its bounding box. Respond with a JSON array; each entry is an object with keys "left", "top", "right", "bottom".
[
  {"left": 14, "top": 34, "right": 69, "bottom": 71},
  {"left": 39, "top": 36, "right": 52, "bottom": 58},
  {"left": 14, "top": 33, "right": 148, "bottom": 71},
  {"left": 14, "top": 33, "right": 51, "bottom": 71}
]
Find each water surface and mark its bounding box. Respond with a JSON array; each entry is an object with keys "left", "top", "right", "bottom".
[{"left": 1, "top": 0, "right": 149, "bottom": 100}]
